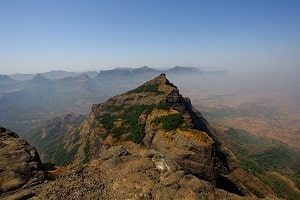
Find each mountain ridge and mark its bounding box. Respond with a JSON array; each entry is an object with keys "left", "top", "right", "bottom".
[
  {"left": 24, "top": 74, "right": 276, "bottom": 199},
  {"left": 1, "top": 66, "right": 219, "bottom": 133},
  {"left": 6, "top": 66, "right": 215, "bottom": 81}
]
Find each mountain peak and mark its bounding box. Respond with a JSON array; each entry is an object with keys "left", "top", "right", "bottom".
[
  {"left": 0, "top": 74, "right": 15, "bottom": 83},
  {"left": 142, "top": 73, "right": 175, "bottom": 90},
  {"left": 75, "top": 73, "right": 90, "bottom": 81},
  {"left": 30, "top": 73, "right": 51, "bottom": 83}
]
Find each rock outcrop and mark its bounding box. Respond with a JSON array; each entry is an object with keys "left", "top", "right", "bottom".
[
  {"left": 0, "top": 126, "right": 45, "bottom": 196},
  {"left": 33, "top": 146, "right": 253, "bottom": 200}
]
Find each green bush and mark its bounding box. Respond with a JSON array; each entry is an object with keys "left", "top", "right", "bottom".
[
  {"left": 83, "top": 142, "right": 90, "bottom": 164},
  {"left": 126, "top": 124, "right": 146, "bottom": 143},
  {"left": 122, "top": 104, "right": 154, "bottom": 143},
  {"left": 111, "top": 126, "right": 125, "bottom": 140},
  {"left": 53, "top": 144, "right": 79, "bottom": 166},
  {"left": 152, "top": 113, "right": 184, "bottom": 131},
  {"left": 72, "top": 128, "right": 80, "bottom": 144},
  {"left": 156, "top": 102, "right": 171, "bottom": 111},
  {"left": 96, "top": 104, "right": 154, "bottom": 143},
  {"left": 97, "top": 114, "right": 115, "bottom": 131}
]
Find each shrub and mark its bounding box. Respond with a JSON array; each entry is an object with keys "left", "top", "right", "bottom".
[
  {"left": 126, "top": 124, "right": 146, "bottom": 143},
  {"left": 83, "top": 142, "right": 90, "bottom": 164},
  {"left": 152, "top": 114, "right": 184, "bottom": 131},
  {"left": 72, "top": 128, "right": 80, "bottom": 144},
  {"left": 97, "top": 104, "right": 155, "bottom": 143},
  {"left": 156, "top": 102, "right": 171, "bottom": 111},
  {"left": 111, "top": 126, "right": 125, "bottom": 140},
  {"left": 97, "top": 114, "right": 115, "bottom": 131}
]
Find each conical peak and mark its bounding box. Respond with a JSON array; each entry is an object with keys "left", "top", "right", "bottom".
[
  {"left": 143, "top": 73, "right": 177, "bottom": 91},
  {"left": 92, "top": 74, "right": 178, "bottom": 115}
]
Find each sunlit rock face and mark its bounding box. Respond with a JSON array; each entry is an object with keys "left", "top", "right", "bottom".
[{"left": 0, "top": 126, "right": 44, "bottom": 194}]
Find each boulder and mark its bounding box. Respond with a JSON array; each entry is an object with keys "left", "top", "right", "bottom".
[{"left": 0, "top": 126, "right": 45, "bottom": 195}]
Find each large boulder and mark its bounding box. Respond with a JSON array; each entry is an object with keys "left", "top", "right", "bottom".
[{"left": 0, "top": 126, "right": 45, "bottom": 195}]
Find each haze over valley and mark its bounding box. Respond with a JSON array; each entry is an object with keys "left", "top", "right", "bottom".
[
  {"left": 1, "top": 66, "right": 300, "bottom": 199},
  {"left": 1, "top": 0, "right": 300, "bottom": 199}
]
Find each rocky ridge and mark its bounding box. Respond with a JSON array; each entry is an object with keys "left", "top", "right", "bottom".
[
  {"left": 33, "top": 147, "right": 253, "bottom": 200},
  {"left": 55, "top": 74, "right": 274, "bottom": 199},
  {"left": 1, "top": 74, "right": 276, "bottom": 199}
]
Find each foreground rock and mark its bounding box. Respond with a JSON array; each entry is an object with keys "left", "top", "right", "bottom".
[
  {"left": 33, "top": 146, "right": 254, "bottom": 200},
  {"left": 0, "top": 126, "right": 45, "bottom": 198}
]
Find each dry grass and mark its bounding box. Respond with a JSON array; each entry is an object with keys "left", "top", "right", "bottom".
[
  {"left": 49, "top": 166, "right": 69, "bottom": 178},
  {"left": 191, "top": 89, "right": 300, "bottom": 149}
]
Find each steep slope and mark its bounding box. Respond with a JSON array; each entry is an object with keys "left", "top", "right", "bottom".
[
  {"left": 26, "top": 113, "right": 86, "bottom": 165},
  {"left": 0, "top": 126, "right": 45, "bottom": 198}
]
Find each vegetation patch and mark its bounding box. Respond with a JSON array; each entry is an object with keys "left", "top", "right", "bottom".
[
  {"left": 54, "top": 144, "right": 80, "bottom": 166},
  {"left": 96, "top": 104, "right": 155, "bottom": 143},
  {"left": 83, "top": 141, "right": 90, "bottom": 164},
  {"left": 152, "top": 113, "right": 185, "bottom": 131},
  {"left": 156, "top": 102, "right": 171, "bottom": 111},
  {"left": 111, "top": 126, "right": 126, "bottom": 140},
  {"left": 126, "top": 124, "right": 146, "bottom": 143},
  {"left": 72, "top": 128, "right": 80, "bottom": 144},
  {"left": 97, "top": 113, "right": 116, "bottom": 131},
  {"left": 223, "top": 127, "right": 300, "bottom": 199}
]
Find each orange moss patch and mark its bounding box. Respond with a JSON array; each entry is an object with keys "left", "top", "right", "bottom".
[
  {"left": 49, "top": 166, "right": 70, "bottom": 178},
  {"left": 179, "top": 130, "right": 212, "bottom": 144}
]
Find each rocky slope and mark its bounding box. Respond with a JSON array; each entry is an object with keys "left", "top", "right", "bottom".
[
  {"left": 0, "top": 126, "right": 45, "bottom": 198},
  {"left": 33, "top": 147, "right": 253, "bottom": 200}
]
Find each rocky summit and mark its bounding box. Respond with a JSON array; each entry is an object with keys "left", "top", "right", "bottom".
[{"left": 1, "top": 74, "right": 276, "bottom": 199}]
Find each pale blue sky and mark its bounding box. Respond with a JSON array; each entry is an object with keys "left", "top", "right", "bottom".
[{"left": 0, "top": 0, "right": 299, "bottom": 74}]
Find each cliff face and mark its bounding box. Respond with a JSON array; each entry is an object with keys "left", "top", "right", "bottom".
[{"left": 0, "top": 126, "right": 45, "bottom": 195}]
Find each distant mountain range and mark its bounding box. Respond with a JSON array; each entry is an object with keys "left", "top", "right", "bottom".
[
  {"left": 0, "top": 66, "right": 225, "bottom": 133},
  {"left": 8, "top": 70, "right": 99, "bottom": 81},
  {"left": 6, "top": 66, "right": 224, "bottom": 81},
  {"left": 1, "top": 67, "right": 299, "bottom": 200}
]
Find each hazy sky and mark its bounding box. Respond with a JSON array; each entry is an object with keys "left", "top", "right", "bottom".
[{"left": 0, "top": 0, "right": 299, "bottom": 74}]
